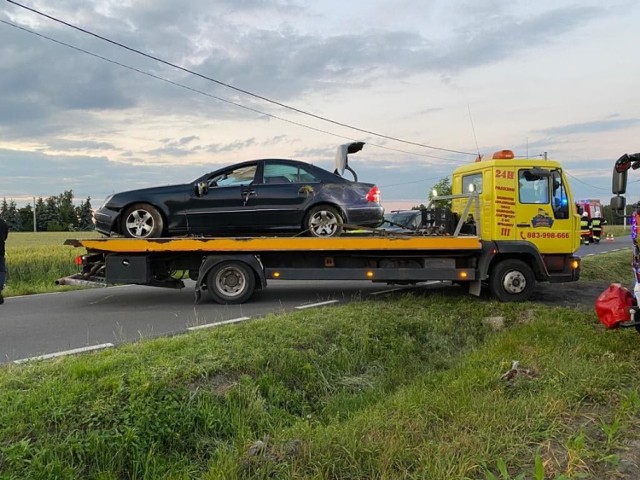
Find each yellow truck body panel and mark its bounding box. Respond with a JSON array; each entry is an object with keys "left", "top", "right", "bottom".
[{"left": 451, "top": 157, "right": 581, "bottom": 254}]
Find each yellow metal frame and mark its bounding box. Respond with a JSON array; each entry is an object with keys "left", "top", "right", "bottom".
[{"left": 78, "top": 236, "right": 482, "bottom": 253}]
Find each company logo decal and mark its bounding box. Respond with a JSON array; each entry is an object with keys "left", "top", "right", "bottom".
[{"left": 531, "top": 209, "right": 554, "bottom": 228}]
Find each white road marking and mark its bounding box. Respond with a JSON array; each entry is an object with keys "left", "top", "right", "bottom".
[
  {"left": 13, "top": 343, "right": 114, "bottom": 364},
  {"left": 296, "top": 300, "right": 339, "bottom": 309},
  {"left": 187, "top": 316, "right": 251, "bottom": 331},
  {"left": 370, "top": 288, "right": 403, "bottom": 296}
]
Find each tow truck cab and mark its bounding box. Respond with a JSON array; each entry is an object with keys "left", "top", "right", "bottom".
[{"left": 451, "top": 149, "right": 581, "bottom": 255}]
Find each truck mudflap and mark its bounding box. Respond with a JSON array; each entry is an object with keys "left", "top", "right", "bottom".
[{"left": 547, "top": 255, "right": 581, "bottom": 283}]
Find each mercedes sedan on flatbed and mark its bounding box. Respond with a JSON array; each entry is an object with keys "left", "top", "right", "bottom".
[{"left": 95, "top": 143, "right": 383, "bottom": 238}]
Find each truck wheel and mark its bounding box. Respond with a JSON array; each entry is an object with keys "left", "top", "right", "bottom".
[
  {"left": 206, "top": 261, "right": 255, "bottom": 304},
  {"left": 122, "top": 203, "right": 164, "bottom": 238},
  {"left": 304, "top": 205, "right": 343, "bottom": 237},
  {"left": 489, "top": 259, "right": 535, "bottom": 302}
]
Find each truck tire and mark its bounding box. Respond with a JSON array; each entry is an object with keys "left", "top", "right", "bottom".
[
  {"left": 304, "top": 205, "right": 344, "bottom": 237},
  {"left": 489, "top": 259, "right": 535, "bottom": 302},
  {"left": 122, "top": 203, "right": 164, "bottom": 238},
  {"left": 206, "top": 261, "right": 256, "bottom": 304}
]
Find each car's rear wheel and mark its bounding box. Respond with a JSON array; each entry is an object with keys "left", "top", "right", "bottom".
[
  {"left": 304, "top": 205, "right": 343, "bottom": 238},
  {"left": 122, "top": 203, "right": 164, "bottom": 238}
]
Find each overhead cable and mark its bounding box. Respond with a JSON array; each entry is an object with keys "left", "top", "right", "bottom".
[{"left": 5, "top": 0, "right": 477, "bottom": 157}]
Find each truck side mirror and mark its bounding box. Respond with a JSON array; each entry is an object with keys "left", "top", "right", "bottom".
[
  {"left": 610, "top": 195, "right": 626, "bottom": 213},
  {"left": 612, "top": 168, "right": 627, "bottom": 195}
]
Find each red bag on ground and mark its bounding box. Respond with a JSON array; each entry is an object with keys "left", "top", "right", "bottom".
[{"left": 595, "top": 283, "right": 635, "bottom": 329}]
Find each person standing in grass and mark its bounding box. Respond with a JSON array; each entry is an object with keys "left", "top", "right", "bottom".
[{"left": 0, "top": 216, "right": 7, "bottom": 304}]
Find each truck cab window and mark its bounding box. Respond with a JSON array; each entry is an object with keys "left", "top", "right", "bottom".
[
  {"left": 518, "top": 170, "right": 549, "bottom": 204},
  {"left": 462, "top": 173, "right": 482, "bottom": 193}
]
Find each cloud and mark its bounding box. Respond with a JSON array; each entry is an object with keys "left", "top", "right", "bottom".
[
  {"left": 0, "top": 0, "right": 637, "bottom": 208},
  {"left": 539, "top": 117, "right": 640, "bottom": 136}
]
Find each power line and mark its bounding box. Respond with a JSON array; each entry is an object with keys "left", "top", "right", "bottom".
[
  {"left": 563, "top": 170, "right": 610, "bottom": 192},
  {"left": 0, "top": 19, "right": 466, "bottom": 163},
  {"left": 5, "top": 0, "right": 477, "bottom": 157}
]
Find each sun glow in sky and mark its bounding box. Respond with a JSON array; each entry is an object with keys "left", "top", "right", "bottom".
[{"left": 1, "top": 0, "right": 640, "bottom": 209}]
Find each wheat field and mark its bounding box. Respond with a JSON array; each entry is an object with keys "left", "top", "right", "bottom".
[{"left": 4, "top": 231, "right": 101, "bottom": 296}]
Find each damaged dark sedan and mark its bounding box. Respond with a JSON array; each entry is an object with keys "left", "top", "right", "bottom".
[{"left": 94, "top": 142, "right": 383, "bottom": 238}]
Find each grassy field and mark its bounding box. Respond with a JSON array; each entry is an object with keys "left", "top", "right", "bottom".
[
  {"left": 4, "top": 231, "right": 100, "bottom": 296},
  {"left": 1, "top": 236, "right": 640, "bottom": 478}
]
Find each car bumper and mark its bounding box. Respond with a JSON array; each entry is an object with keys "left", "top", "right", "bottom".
[
  {"left": 345, "top": 205, "right": 384, "bottom": 227},
  {"left": 94, "top": 207, "right": 120, "bottom": 235}
]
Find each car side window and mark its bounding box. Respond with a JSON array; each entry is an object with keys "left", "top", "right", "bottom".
[
  {"left": 209, "top": 165, "right": 257, "bottom": 187},
  {"left": 263, "top": 163, "right": 319, "bottom": 184}
]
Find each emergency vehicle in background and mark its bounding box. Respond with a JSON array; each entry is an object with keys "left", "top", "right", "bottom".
[
  {"left": 59, "top": 146, "right": 582, "bottom": 304},
  {"left": 575, "top": 199, "right": 604, "bottom": 244}
]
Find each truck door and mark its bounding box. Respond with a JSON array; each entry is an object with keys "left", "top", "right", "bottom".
[{"left": 515, "top": 168, "right": 574, "bottom": 254}]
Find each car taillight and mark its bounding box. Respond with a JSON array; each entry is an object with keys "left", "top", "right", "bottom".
[{"left": 366, "top": 186, "right": 381, "bottom": 203}]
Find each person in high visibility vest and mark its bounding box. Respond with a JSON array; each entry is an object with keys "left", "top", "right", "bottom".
[
  {"left": 580, "top": 211, "right": 592, "bottom": 244},
  {"left": 591, "top": 215, "right": 604, "bottom": 243}
]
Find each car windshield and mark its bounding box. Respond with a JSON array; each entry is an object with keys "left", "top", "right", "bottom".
[{"left": 383, "top": 211, "right": 419, "bottom": 228}]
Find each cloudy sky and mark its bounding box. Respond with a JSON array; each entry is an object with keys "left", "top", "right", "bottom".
[{"left": 1, "top": 0, "right": 640, "bottom": 210}]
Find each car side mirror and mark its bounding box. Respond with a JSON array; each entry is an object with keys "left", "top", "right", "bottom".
[{"left": 196, "top": 181, "right": 209, "bottom": 196}]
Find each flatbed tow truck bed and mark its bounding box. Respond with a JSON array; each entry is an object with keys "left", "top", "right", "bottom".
[
  {"left": 58, "top": 232, "right": 578, "bottom": 304},
  {"left": 71, "top": 235, "right": 482, "bottom": 253}
]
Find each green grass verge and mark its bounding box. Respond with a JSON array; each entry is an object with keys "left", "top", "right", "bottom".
[{"left": 2, "top": 292, "right": 640, "bottom": 479}]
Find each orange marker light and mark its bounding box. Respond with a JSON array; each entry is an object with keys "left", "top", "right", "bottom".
[
  {"left": 459, "top": 271, "right": 468, "bottom": 279},
  {"left": 366, "top": 271, "right": 374, "bottom": 278},
  {"left": 273, "top": 272, "right": 281, "bottom": 278},
  {"left": 492, "top": 150, "right": 515, "bottom": 160}
]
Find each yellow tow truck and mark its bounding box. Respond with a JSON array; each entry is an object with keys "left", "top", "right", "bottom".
[{"left": 59, "top": 149, "right": 581, "bottom": 304}]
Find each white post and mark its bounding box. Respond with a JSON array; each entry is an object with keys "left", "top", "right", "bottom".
[{"left": 33, "top": 196, "right": 36, "bottom": 232}]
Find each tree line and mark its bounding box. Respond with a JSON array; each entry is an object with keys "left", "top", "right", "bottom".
[{"left": 0, "top": 190, "right": 95, "bottom": 232}]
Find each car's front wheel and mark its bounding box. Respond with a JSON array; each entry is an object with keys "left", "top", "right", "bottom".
[
  {"left": 304, "top": 205, "right": 343, "bottom": 238},
  {"left": 122, "top": 203, "right": 164, "bottom": 238}
]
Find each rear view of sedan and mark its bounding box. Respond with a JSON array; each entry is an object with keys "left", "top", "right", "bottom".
[{"left": 95, "top": 144, "right": 383, "bottom": 238}]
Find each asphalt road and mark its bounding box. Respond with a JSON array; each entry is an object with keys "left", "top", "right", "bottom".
[
  {"left": 0, "top": 280, "right": 434, "bottom": 364},
  {"left": 0, "top": 235, "right": 631, "bottom": 365}
]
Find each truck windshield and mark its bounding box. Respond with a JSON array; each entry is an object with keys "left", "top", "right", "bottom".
[{"left": 518, "top": 169, "right": 549, "bottom": 204}]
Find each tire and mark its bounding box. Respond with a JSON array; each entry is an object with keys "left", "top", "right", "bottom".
[
  {"left": 206, "top": 261, "right": 256, "bottom": 304},
  {"left": 489, "top": 259, "right": 535, "bottom": 302},
  {"left": 304, "top": 205, "right": 343, "bottom": 238},
  {"left": 122, "top": 203, "right": 164, "bottom": 238}
]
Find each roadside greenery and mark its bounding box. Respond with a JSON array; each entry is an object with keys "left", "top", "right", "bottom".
[
  {"left": 1, "top": 238, "right": 639, "bottom": 478},
  {"left": 1, "top": 190, "right": 95, "bottom": 232},
  {"left": 4, "top": 231, "right": 100, "bottom": 296}
]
